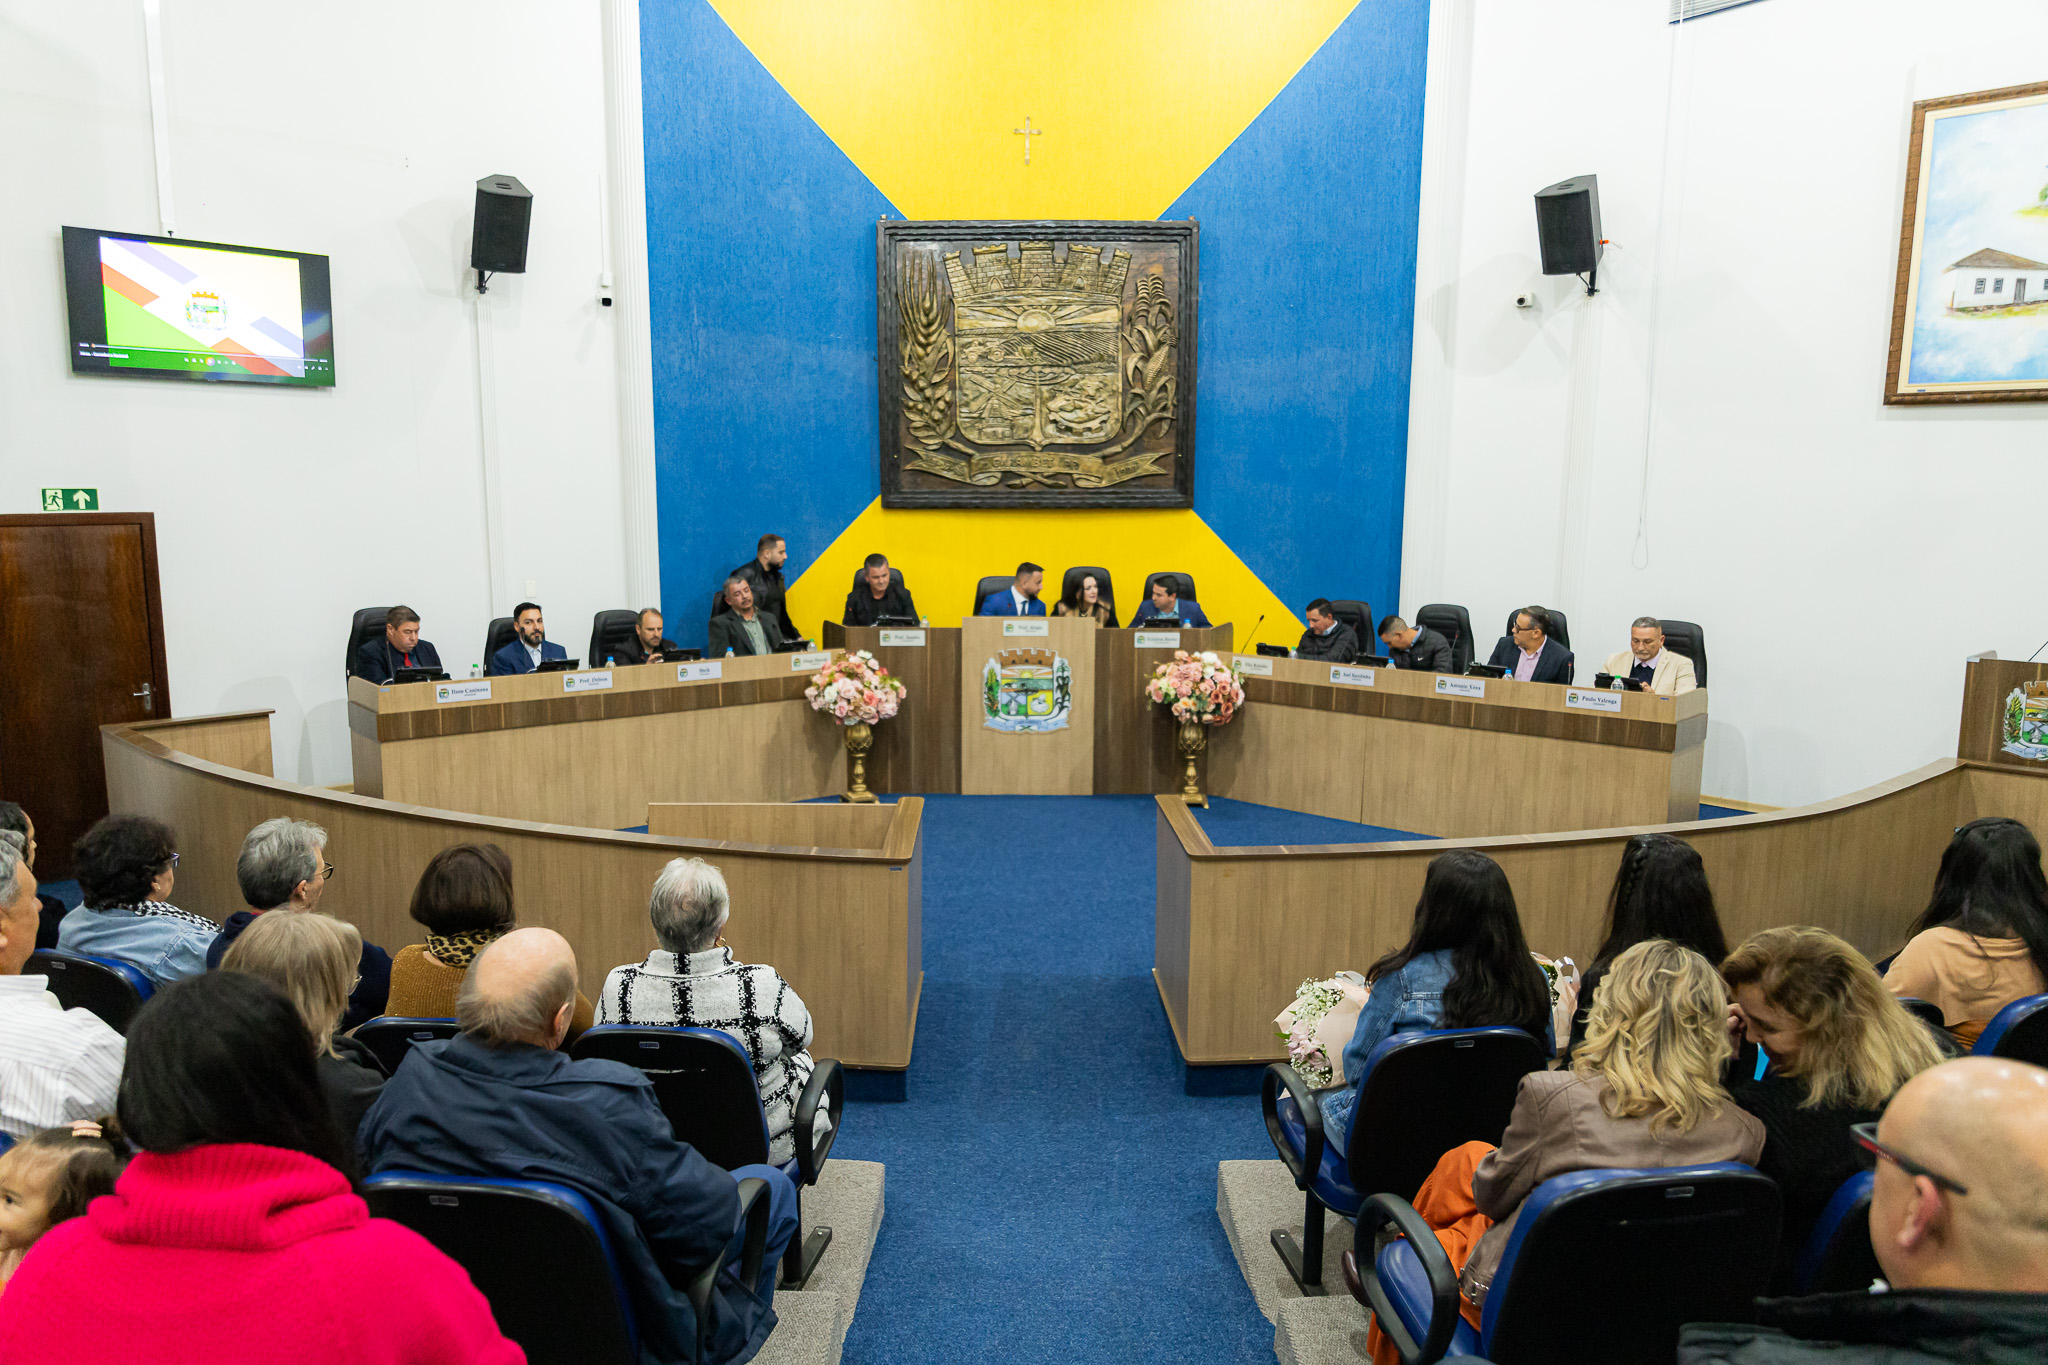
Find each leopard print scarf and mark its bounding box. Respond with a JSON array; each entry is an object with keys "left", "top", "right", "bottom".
[{"left": 424, "top": 929, "right": 503, "bottom": 969}]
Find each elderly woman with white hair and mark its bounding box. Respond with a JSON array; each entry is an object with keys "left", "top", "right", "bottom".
[{"left": 598, "top": 857, "right": 818, "bottom": 1163}]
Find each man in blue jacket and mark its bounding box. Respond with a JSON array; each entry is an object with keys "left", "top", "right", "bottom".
[
  {"left": 1128, "top": 574, "right": 1212, "bottom": 629},
  {"left": 486, "top": 601, "right": 568, "bottom": 675},
  {"left": 978, "top": 562, "right": 1047, "bottom": 616},
  {"left": 360, "top": 928, "right": 799, "bottom": 1365}
]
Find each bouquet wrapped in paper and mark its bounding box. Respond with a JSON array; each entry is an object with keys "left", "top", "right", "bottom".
[
  {"left": 1145, "top": 650, "right": 1246, "bottom": 727},
  {"left": 1274, "top": 972, "right": 1370, "bottom": 1089},
  {"left": 804, "top": 651, "right": 905, "bottom": 726}
]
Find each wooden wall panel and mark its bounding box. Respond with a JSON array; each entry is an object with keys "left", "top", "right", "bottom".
[
  {"left": 822, "top": 623, "right": 961, "bottom": 794},
  {"left": 1095, "top": 625, "right": 1234, "bottom": 794},
  {"left": 647, "top": 802, "right": 898, "bottom": 849},
  {"left": 958, "top": 616, "right": 1096, "bottom": 794}
]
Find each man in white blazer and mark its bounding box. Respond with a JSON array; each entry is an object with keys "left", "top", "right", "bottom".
[{"left": 1603, "top": 616, "right": 1698, "bottom": 695}]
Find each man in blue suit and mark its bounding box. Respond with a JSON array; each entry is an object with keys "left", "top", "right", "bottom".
[
  {"left": 978, "top": 562, "right": 1047, "bottom": 617},
  {"left": 486, "top": 601, "right": 568, "bottom": 675},
  {"left": 1129, "top": 575, "right": 1212, "bottom": 629}
]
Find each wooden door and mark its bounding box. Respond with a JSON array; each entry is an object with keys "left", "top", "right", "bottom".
[{"left": 0, "top": 514, "right": 171, "bottom": 878}]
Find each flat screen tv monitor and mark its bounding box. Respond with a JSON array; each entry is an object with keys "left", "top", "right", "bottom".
[{"left": 62, "top": 226, "right": 335, "bottom": 386}]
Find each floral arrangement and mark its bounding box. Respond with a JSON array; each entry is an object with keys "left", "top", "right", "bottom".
[
  {"left": 1145, "top": 650, "right": 1245, "bottom": 726},
  {"left": 1275, "top": 977, "right": 1353, "bottom": 1089},
  {"left": 805, "top": 651, "right": 905, "bottom": 726}
]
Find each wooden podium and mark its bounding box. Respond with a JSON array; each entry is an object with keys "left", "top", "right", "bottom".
[
  {"left": 821, "top": 622, "right": 961, "bottom": 793},
  {"left": 958, "top": 616, "right": 1097, "bottom": 794}
]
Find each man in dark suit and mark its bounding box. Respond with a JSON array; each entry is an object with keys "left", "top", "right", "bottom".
[
  {"left": 728, "top": 533, "right": 799, "bottom": 643},
  {"left": 1294, "top": 599, "right": 1360, "bottom": 662},
  {"left": 1378, "top": 613, "right": 1454, "bottom": 672},
  {"left": 843, "top": 554, "right": 918, "bottom": 627},
  {"left": 351, "top": 605, "right": 444, "bottom": 684},
  {"left": 977, "top": 562, "right": 1048, "bottom": 617},
  {"left": 708, "top": 576, "right": 788, "bottom": 656},
  {"left": 487, "top": 601, "right": 568, "bottom": 675},
  {"left": 1486, "top": 605, "right": 1574, "bottom": 684},
  {"left": 612, "top": 608, "right": 681, "bottom": 666},
  {"left": 1129, "top": 574, "right": 1212, "bottom": 629}
]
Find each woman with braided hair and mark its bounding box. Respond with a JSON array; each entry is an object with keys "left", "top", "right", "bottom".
[{"left": 1565, "top": 833, "right": 1729, "bottom": 1060}]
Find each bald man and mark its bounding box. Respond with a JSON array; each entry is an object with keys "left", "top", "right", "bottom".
[
  {"left": 360, "top": 928, "right": 801, "bottom": 1365},
  {"left": 1680, "top": 1056, "right": 2048, "bottom": 1362}
]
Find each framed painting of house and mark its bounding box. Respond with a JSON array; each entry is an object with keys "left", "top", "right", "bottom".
[{"left": 1887, "top": 80, "right": 2048, "bottom": 404}]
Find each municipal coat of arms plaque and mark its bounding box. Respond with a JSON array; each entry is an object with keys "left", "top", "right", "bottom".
[{"left": 877, "top": 220, "right": 1198, "bottom": 508}]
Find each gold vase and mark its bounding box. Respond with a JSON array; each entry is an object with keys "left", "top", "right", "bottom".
[
  {"left": 1176, "top": 719, "right": 1209, "bottom": 806},
  {"left": 840, "top": 721, "right": 878, "bottom": 803}
]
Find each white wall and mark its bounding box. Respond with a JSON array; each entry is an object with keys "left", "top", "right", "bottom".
[
  {"left": 1403, "top": 0, "right": 2048, "bottom": 808},
  {"left": 0, "top": 1, "right": 628, "bottom": 787}
]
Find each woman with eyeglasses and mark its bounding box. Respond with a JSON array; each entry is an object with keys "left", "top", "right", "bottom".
[
  {"left": 1884, "top": 817, "right": 2048, "bottom": 1048},
  {"left": 55, "top": 814, "right": 217, "bottom": 988},
  {"left": 1721, "top": 926, "right": 1947, "bottom": 1293}
]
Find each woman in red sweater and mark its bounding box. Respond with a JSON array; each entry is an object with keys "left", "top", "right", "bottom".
[{"left": 0, "top": 971, "right": 524, "bottom": 1364}]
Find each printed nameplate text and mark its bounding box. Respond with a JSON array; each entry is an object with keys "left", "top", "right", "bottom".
[
  {"left": 1134, "top": 631, "right": 1182, "bottom": 649},
  {"left": 1330, "top": 666, "right": 1376, "bottom": 687},
  {"left": 878, "top": 630, "right": 926, "bottom": 647},
  {"left": 1565, "top": 688, "right": 1624, "bottom": 713},
  {"left": 1233, "top": 656, "right": 1273, "bottom": 677},
  {"left": 1002, "top": 619, "right": 1050, "bottom": 638},
  {"left": 677, "top": 661, "right": 723, "bottom": 682},
  {"left": 790, "top": 652, "right": 831, "bottom": 670},
  {"left": 434, "top": 680, "right": 492, "bottom": 704},
  {"left": 1436, "top": 676, "right": 1486, "bottom": 699},
  {"left": 563, "top": 670, "right": 613, "bottom": 693}
]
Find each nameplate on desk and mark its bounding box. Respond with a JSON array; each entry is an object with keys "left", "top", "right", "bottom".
[
  {"left": 433, "top": 680, "right": 493, "bottom": 704},
  {"left": 790, "top": 652, "right": 831, "bottom": 670},
  {"left": 1564, "top": 688, "right": 1624, "bottom": 713},
  {"left": 1233, "top": 656, "right": 1273, "bottom": 677},
  {"left": 677, "top": 661, "right": 723, "bottom": 682},
  {"left": 878, "top": 629, "right": 926, "bottom": 647},
  {"left": 1001, "top": 619, "right": 1049, "bottom": 638},
  {"left": 562, "top": 670, "right": 613, "bottom": 693},
  {"left": 1330, "top": 666, "right": 1376, "bottom": 687},
  {"left": 1134, "top": 631, "right": 1181, "bottom": 649},
  {"left": 1436, "top": 676, "right": 1486, "bottom": 699}
]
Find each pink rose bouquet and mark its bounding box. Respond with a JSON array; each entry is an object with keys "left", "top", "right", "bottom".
[
  {"left": 1145, "top": 650, "right": 1245, "bottom": 726},
  {"left": 805, "top": 650, "right": 905, "bottom": 726}
]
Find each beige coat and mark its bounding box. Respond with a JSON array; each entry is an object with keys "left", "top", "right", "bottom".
[
  {"left": 1461, "top": 1069, "right": 1764, "bottom": 1305},
  {"left": 1600, "top": 649, "right": 1698, "bottom": 695}
]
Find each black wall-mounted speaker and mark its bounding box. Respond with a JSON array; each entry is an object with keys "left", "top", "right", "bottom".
[
  {"left": 471, "top": 174, "right": 532, "bottom": 274},
  {"left": 1534, "top": 175, "right": 1602, "bottom": 277}
]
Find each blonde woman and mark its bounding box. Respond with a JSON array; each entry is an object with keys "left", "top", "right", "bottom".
[
  {"left": 222, "top": 912, "right": 386, "bottom": 1143},
  {"left": 1722, "top": 926, "right": 1947, "bottom": 1291},
  {"left": 1362, "top": 941, "right": 1761, "bottom": 1365}
]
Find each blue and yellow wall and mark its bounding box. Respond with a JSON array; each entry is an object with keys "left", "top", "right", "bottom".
[{"left": 640, "top": 0, "right": 1429, "bottom": 647}]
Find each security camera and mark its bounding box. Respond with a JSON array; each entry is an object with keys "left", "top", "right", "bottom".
[{"left": 1514, "top": 290, "right": 1537, "bottom": 310}]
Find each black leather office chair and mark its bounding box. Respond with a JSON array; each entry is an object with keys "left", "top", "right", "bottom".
[
  {"left": 1658, "top": 619, "right": 1708, "bottom": 688},
  {"left": 1503, "top": 606, "right": 1570, "bottom": 652},
  {"left": 587, "top": 610, "right": 639, "bottom": 666},
  {"left": 1144, "top": 571, "right": 1196, "bottom": 604},
  {"left": 850, "top": 565, "right": 907, "bottom": 595},
  {"left": 1975, "top": 993, "right": 2048, "bottom": 1066},
  {"left": 973, "top": 574, "right": 1016, "bottom": 615},
  {"left": 482, "top": 617, "right": 515, "bottom": 668},
  {"left": 352, "top": 1017, "right": 460, "bottom": 1076},
  {"left": 346, "top": 607, "right": 392, "bottom": 682},
  {"left": 1328, "top": 599, "right": 1373, "bottom": 644},
  {"left": 1414, "top": 604, "right": 1474, "bottom": 673},
  {"left": 1059, "top": 566, "right": 1115, "bottom": 614}
]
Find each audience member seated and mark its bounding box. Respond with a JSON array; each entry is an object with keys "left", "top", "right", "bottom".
[
  {"left": 1318, "top": 849, "right": 1555, "bottom": 1151},
  {"left": 1055, "top": 571, "right": 1117, "bottom": 626},
  {"left": 1567, "top": 833, "right": 1729, "bottom": 1059},
  {"left": 978, "top": 561, "right": 1048, "bottom": 617},
  {"left": 485, "top": 600, "right": 567, "bottom": 676},
  {"left": 1486, "top": 605, "right": 1573, "bottom": 684},
  {"left": 1884, "top": 817, "right": 2048, "bottom": 1047},
  {"left": 1294, "top": 598, "right": 1360, "bottom": 662},
  {"left": 1368, "top": 942, "right": 1764, "bottom": 1364},
  {"left": 730, "top": 532, "right": 799, "bottom": 643},
  {"left": 1679, "top": 1056, "right": 2048, "bottom": 1363},
  {"left": 1720, "top": 926, "right": 1946, "bottom": 1293},
  {"left": 843, "top": 553, "right": 919, "bottom": 627},
  {"left": 0, "top": 802, "right": 71, "bottom": 951},
  {"left": 1603, "top": 615, "right": 1699, "bottom": 695},
  {"left": 708, "top": 574, "right": 790, "bottom": 657},
  {"left": 222, "top": 912, "right": 386, "bottom": 1147},
  {"left": 0, "top": 835, "right": 123, "bottom": 1140},
  {"left": 1129, "top": 573, "right": 1212, "bottom": 629},
  {"left": 386, "top": 843, "right": 593, "bottom": 1043},
  {"left": 597, "top": 857, "right": 820, "bottom": 1164},
  {"left": 0, "top": 972, "right": 522, "bottom": 1362},
  {"left": 55, "top": 815, "right": 215, "bottom": 989},
  {"left": 612, "top": 607, "right": 680, "bottom": 665},
  {"left": 362, "top": 928, "right": 800, "bottom": 1365},
  {"left": 0, "top": 1118, "right": 125, "bottom": 1295},
  {"left": 1378, "top": 614, "right": 1453, "bottom": 672},
  {"left": 352, "top": 605, "right": 443, "bottom": 685},
  {"left": 206, "top": 818, "right": 390, "bottom": 1032}
]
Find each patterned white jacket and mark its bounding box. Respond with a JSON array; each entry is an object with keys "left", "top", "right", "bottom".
[{"left": 596, "top": 946, "right": 815, "bottom": 1164}]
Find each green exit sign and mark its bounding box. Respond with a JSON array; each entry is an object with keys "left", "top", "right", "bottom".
[{"left": 41, "top": 487, "right": 98, "bottom": 511}]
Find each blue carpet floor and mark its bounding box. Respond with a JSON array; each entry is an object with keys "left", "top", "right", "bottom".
[{"left": 831, "top": 794, "right": 1415, "bottom": 1364}]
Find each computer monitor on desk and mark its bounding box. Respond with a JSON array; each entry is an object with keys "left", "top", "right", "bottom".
[
  {"left": 1593, "top": 672, "right": 1650, "bottom": 692},
  {"left": 392, "top": 667, "right": 449, "bottom": 684},
  {"left": 1465, "top": 662, "right": 1507, "bottom": 679},
  {"left": 872, "top": 615, "right": 918, "bottom": 628},
  {"left": 535, "top": 658, "right": 581, "bottom": 673}
]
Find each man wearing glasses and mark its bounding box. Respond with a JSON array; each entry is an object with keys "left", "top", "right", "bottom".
[
  {"left": 204, "top": 818, "right": 392, "bottom": 1031},
  {"left": 1485, "top": 606, "right": 1574, "bottom": 685},
  {"left": 1681, "top": 1056, "right": 2048, "bottom": 1361}
]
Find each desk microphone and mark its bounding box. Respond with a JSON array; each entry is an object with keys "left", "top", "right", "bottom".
[{"left": 1239, "top": 615, "right": 1265, "bottom": 653}]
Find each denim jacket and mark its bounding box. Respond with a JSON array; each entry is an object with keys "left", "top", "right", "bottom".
[{"left": 56, "top": 903, "right": 217, "bottom": 989}]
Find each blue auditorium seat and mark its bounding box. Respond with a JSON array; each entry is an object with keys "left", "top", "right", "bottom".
[
  {"left": 28, "top": 949, "right": 153, "bottom": 1033},
  {"left": 350, "top": 1017, "right": 458, "bottom": 1077},
  {"left": 1261, "top": 1027, "right": 1546, "bottom": 1293},
  {"left": 1973, "top": 993, "right": 2048, "bottom": 1066},
  {"left": 570, "top": 1024, "right": 843, "bottom": 1289},
  {"left": 1348, "top": 1163, "right": 1779, "bottom": 1365},
  {"left": 1792, "top": 1169, "right": 1880, "bottom": 1295}
]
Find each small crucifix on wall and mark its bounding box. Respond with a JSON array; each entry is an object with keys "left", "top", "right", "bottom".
[{"left": 1013, "top": 116, "right": 1044, "bottom": 166}]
